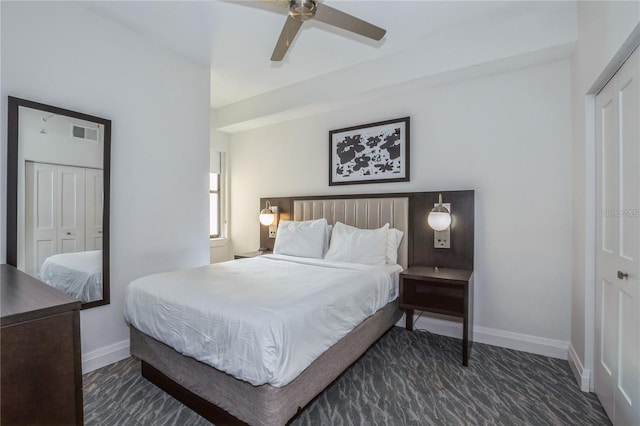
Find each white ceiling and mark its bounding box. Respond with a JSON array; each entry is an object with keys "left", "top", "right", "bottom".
[{"left": 81, "top": 1, "right": 521, "bottom": 109}]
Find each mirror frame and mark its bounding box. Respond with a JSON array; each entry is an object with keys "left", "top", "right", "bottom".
[{"left": 6, "top": 96, "right": 111, "bottom": 309}]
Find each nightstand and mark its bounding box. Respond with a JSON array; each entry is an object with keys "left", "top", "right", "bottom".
[
  {"left": 233, "top": 250, "right": 267, "bottom": 260},
  {"left": 399, "top": 266, "right": 474, "bottom": 366}
]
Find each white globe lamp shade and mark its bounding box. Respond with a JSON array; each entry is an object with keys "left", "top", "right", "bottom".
[
  {"left": 428, "top": 211, "right": 451, "bottom": 231},
  {"left": 259, "top": 209, "right": 275, "bottom": 226}
]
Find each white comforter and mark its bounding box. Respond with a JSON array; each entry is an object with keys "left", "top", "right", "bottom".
[
  {"left": 125, "top": 254, "right": 401, "bottom": 387},
  {"left": 39, "top": 250, "right": 103, "bottom": 303}
]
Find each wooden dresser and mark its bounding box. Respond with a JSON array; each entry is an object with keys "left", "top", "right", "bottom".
[{"left": 1, "top": 264, "right": 84, "bottom": 425}]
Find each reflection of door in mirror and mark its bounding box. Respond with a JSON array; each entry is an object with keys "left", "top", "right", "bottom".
[{"left": 7, "top": 97, "right": 110, "bottom": 308}]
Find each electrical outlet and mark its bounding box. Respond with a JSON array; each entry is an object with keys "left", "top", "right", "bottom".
[
  {"left": 434, "top": 231, "right": 451, "bottom": 248},
  {"left": 434, "top": 230, "right": 451, "bottom": 248},
  {"left": 269, "top": 226, "right": 277, "bottom": 239}
]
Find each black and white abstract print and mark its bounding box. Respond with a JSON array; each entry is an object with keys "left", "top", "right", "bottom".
[{"left": 330, "top": 117, "right": 409, "bottom": 185}]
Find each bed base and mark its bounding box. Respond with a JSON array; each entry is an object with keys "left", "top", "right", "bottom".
[
  {"left": 130, "top": 301, "right": 402, "bottom": 426},
  {"left": 141, "top": 361, "right": 248, "bottom": 425}
]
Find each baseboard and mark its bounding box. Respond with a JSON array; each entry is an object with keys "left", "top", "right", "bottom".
[
  {"left": 396, "top": 312, "right": 570, "bottom": 360},
  {"left": 82, "top": 339, "right": 130, "bottom": 374},
  {"left": 568, "top": 343, "right": 591, "bottom": 392}
]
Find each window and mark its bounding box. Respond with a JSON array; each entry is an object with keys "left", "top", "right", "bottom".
[
  {"left": 209, "top": 172, "right": 220, "bottom": 238},
  {"left": 209, "top": 150, "right": 224, "bottom": 239}
]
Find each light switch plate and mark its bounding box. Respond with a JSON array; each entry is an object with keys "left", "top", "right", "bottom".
[{"left": 268, "top": 206, "right": 279, "bottom": 238}]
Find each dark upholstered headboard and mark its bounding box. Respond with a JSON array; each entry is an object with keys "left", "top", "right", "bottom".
[{"left": 259, "top": 190, "right": 474, "bottom": 271}]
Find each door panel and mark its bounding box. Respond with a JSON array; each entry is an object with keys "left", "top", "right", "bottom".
[
  {"left": 35, "top": 240, "right": 54, "bottom": 276},
  {"left": 84, "top": 169, "right": 103, "bottom": 251},
  {"left": 618, "top": 289, "right": 634, "bottom": 403},
  {"left": 601, "top": 96, "right": 617, "bottom": 255},
  {"left": 602, "top": 279, "right": 616, "bottom": 375},
  {"left": 57, "top": 166, "right": 85, "bottom": 254},
  {"left": 36, "top": 169, "right": 55, "bottom": 230},
  {"left": 619, "top": 75, "right": 639, "bottom": 263}
]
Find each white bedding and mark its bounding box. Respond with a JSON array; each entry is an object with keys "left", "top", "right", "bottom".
[
  {"left": 124, "top": 254, "right": 402, "bottom": 387},
  {"left": 39, "top": 250, "right": 103, "bottom": 303}
]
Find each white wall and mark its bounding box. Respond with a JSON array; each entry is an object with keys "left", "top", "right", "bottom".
[
  {"left": 1, "top": 2, "right": 211, "bottom": 371},
  {"left": 570, "top": 1, "right": 640, "bottom": 390},
  {"left": 229, "top": 60, "right": 573, "bottom": 347},
  {"left": 20, "top": 107, "right": 103, "bottom": 169}
]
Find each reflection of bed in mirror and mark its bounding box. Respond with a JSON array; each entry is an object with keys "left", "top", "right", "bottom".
[{"left": 39, "top": 250, "right": 103, "bottom": 303}]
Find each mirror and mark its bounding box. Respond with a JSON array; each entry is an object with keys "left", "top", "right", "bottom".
[{"left": 7, "top": 97, "right": 110, "bottom": 308}]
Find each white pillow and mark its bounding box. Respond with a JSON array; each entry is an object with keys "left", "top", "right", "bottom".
[
  {"left": 386, "top": 228, "right": 404, "bottom": 265},
  {"left": 325, "top": 222, "right": 389, "bottom": 265},
  {"left": 273, "top": 219, "right": 328, "bottom": 259},
  {"left": 324, "top": 224, "right": 333, "bottom": 256}
]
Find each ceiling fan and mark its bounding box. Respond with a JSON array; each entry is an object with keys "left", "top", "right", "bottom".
[{"left": 262, "top": 0, "right": 386, "bottom": 61}]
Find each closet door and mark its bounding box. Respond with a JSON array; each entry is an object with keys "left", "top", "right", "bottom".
[
  {"left": 595, "top": 46, "right": 640, "bottom": 426},
  {"left": 85, "top": 168, "right": 103, "bottom": 251},
  {"left": 57, "top": 166, "right": 85, "bottom": 254}
]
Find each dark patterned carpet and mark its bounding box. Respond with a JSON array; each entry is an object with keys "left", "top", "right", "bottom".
[{"left": 83, "top": 326, "right": 610, "bottom": 425}]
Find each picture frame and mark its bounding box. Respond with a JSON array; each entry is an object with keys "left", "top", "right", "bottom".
[{"left": 329, "top": 117, "right": 410, "bottom": 186}]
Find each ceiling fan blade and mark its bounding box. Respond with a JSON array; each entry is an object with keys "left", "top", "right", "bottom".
[
  {"left": 271, "top": 15, "right": 304, "bottom": 61},
  {"left": 256, "top": 0, "right": 289, "bottom": 9},
  {"left": 313, "top": 4, "right": 386, "bottom": 41},
  {"left": 223, "top": 0, "right": 288, "bottom": 12}
]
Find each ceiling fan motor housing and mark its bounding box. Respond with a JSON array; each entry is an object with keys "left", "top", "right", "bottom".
[{"left": 289, "top": 0, "right": 316, "bottom": 22}]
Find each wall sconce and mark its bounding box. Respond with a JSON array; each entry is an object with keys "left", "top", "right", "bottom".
[
  {"left": 259, "top": 200, "right": 279, "bottom": 238},
  {"left": 427, "top": 193, "right": 451, "bottom": 248}
]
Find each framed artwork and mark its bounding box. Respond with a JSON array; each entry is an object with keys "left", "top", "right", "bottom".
[{"left": 329, "top": 117, "right": 410, "bottom": 186}]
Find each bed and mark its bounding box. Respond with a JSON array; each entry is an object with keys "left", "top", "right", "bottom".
[
  {"left": 39, "top": 250, "right": 102, "bottom": 303},
  {"left": 128, "top": 197, "right": 409, "bottom": 425}
]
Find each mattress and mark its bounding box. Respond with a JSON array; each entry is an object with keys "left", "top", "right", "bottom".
[
  {"left": 124, "top": 254, "right": 402, "bottom": 387},
  {"left": 39, "top": 250, "right": 103, "bottom": 303}
]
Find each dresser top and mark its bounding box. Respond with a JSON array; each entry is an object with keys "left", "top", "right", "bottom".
[{"left": 1, "top": 264, "right": 81, "bottom": 326}]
